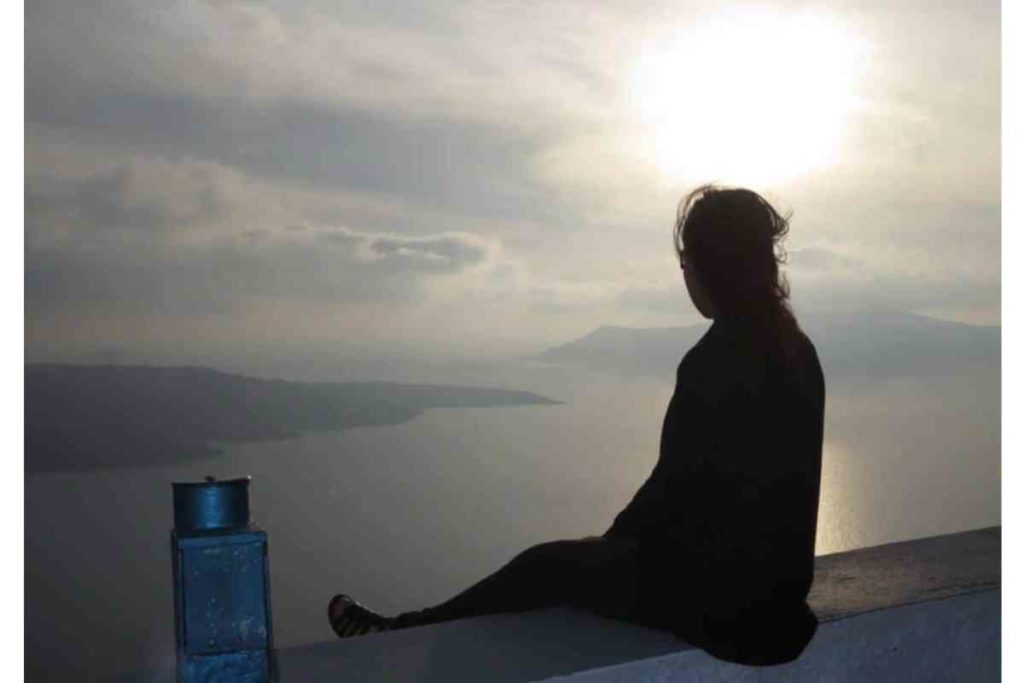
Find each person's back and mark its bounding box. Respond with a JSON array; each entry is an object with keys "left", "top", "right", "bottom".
[{"left": 668, "top": 316, "right": 822, "bottom": 578}]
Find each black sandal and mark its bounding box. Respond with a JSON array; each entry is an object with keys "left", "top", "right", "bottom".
[{"left": 328, "top": 594, "right": 394, "bottom": 638}]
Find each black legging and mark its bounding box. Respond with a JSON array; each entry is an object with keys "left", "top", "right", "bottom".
[
  {"left": 396, "top": 536, "right": 669, "bottom": 630},
  {"left": 391, "top": 536, "right": 817, "bottom": 667}
]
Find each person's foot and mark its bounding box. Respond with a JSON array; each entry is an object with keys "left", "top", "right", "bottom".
[{"left": 327, "top": 594, "right": 395, "bottom": 638}]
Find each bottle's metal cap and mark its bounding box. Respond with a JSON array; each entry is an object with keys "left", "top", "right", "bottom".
[{"left": 172, "top": 476, "right": 252, "bottom": 532}]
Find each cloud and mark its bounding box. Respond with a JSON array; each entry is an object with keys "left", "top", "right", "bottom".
[
  {"left": 307, "top": 226, "right": 498, "bottom": 275},
  {"left": 26, "top": 227, "right": 500, "bottom": 317},
  {"left": 27, "top": 0, "right": 629, "bottom": 131},
  {"left": 788, "top": 246, "right": 865, "bottom": 272},
  {"left": 27, "top": 89, "right": 550, "bottom": 224},
  {"left": 358, "top": 230, "right": 491, "bottom": 269},
  {"left": 25, "top": 154, "right": 504, "bottom": 320},
  {"left": 26, "top": 158, "right": 239, "bottom": 245},
  {"left": 27, "top": 0, "right": 1000, "bottom": 222},
  {"left": 23, "top": 0, "right": 1001, "bottom": 358}
]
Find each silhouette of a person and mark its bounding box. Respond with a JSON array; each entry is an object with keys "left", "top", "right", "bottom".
[{"left": 329, "top": 185, "right": 826, "bottom": 666}]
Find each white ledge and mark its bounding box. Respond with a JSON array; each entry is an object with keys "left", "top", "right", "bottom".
[
  {"left": 122, "top": 527, "right": 1000, "bottom": 681},
  {"left": 274, "top": 527, "right": 1000, "bottom": 682}
]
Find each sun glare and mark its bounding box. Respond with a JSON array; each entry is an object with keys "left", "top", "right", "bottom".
[{"left": 629, "top": 5, "right": 869, "bottom": 187}]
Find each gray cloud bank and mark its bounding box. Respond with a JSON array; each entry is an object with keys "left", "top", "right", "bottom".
[
  {"left": 25, "top": 0, "right": 1001, "bottom": 360},
  {"left": 27, "top": 164, "right": 498, "bottom": 314}
]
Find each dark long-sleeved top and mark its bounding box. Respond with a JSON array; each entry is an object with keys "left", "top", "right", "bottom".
[{"left": 605, "top": 313, "right": 825, "bottom": 664}]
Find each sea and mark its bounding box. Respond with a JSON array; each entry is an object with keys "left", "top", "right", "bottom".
[{"left": 24, "top": 358, "right": 1000, "bottom": 680}]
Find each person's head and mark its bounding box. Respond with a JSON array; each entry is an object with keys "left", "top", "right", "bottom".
[{"left": 674, "top": 184, "right": 794, "bottom": 325}]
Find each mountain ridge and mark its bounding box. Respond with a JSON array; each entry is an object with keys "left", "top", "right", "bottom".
[
  {"left": 25, "top": 364, "right": 560, "bottom": 473},
  {"left": 536, "top": 310, "right": 1000, "bottom": 378}
]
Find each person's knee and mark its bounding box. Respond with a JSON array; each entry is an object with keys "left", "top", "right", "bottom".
[{"left": 514, "top": 540, "right": 575, "bottom": 569}]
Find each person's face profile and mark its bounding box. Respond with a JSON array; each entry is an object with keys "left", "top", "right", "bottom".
[{"left": 680, "top": 249, "right": 716, "bottom": 320}]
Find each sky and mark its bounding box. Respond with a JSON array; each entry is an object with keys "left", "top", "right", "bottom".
[{"left": 24, "top": 0, "right": 1001, "bottom": 365}]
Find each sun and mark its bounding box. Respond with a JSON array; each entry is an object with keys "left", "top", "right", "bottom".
[{"left": 629, "top": 5, "right": 869, "bottom": 188}]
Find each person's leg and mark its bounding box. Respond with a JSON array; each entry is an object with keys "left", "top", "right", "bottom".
[{"left": 393, "top": 536, "right": 646, "bottom": 628}]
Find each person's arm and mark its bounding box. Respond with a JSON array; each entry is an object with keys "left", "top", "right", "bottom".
[
  {"left": 602, "top": 460, "right": 674, "bottom": 539},
  {"left": 603, "top": 385, "right": 697, "bottom": 540}
]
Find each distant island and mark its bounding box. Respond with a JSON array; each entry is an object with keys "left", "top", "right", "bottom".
[
  {"left": 536, "top": 310, "right": 1000, "bottom": 379},
  {"left": 25, "top": 365, "right": 560, "bottom": 473}
]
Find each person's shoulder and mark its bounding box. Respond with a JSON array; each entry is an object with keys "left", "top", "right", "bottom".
[
  {"left": 675, "top": 321, "right": 759, "bottom": 403},
  {"left": 786, "top": 325, "right": 826, "bottom": 398},
  {"left": 792, "top": 326, "right": 818, "bottom": 356},
  {"left": 791, "top": 327, "right": 823, "bottom": 372},
  {"left": 677, "top": 321, "right": 718, "bottom": 368}
]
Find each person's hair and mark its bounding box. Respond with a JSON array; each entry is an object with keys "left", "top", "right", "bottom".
[{"left": 674, "top": 184, "right": 801, "bottom": 355}]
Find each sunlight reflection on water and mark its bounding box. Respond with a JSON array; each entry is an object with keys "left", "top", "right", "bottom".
[{"left": 816, "top": 441, "right": 860, "bottom": 555}]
